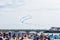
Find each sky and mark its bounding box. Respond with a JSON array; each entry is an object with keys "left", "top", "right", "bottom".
[{"left": 0, "top": 0, "right": 60, "bottom": 30}]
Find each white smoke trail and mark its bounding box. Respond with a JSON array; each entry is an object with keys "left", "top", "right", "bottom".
[{"left": 20, "top": 15, "right": 32, "bottom": 24}]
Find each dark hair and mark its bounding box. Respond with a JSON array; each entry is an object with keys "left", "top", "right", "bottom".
[
  {"left": 3, "top": 33, "right": 6, "bottom": 38},
  {"left": 20, "top": 36, "right": 24, "bottom": 40},
  {"left": 12, "top": 33, "right": 16, "bottom": 39}
]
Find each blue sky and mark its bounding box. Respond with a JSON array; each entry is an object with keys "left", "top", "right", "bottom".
[{"left": 0, "top": 0, "right": 60, "bottom": 30}]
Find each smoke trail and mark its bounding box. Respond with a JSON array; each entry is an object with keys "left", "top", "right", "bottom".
[{"left": 20, "top": 15, "right": 32, "bottom": 24}]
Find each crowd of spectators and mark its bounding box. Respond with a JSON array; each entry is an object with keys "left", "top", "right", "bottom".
[{"left": 0, "top": 31, "right": 60, "bottom": 40}]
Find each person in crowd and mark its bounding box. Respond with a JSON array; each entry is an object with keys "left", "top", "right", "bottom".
[
  {"left": 33, "top": 34, "right": 39, "bottom": 40},
  {"left": 44, "top": 35, "right": 50, "bottom": 40},
  {"left": 0, "top": 37, "right": 3, "bottom": 40},
  {"left": 30, "top": 35, "right": 34, "bottom": 39},
  {"left": 8, "top": 32, "right": 11, "bottom": 39},
  {"left": 10, "top": 33, "right": 15, "bottom": 40},
  {"left": 5, "top": 34, "right": 9, "bottom": 40},
  {"left": 0, "top": 32, "right": 3, "bottom": 40},
  {"left": 54, "top": 35, "right": 58, "bottom": 39},
  {"left": 15, "top": 34, "right": 20, "bottom": 40},
  {"left": 48, "top": 34, "right": 54, "bottom": 40},
  {"left": 39, "top": 33, "right": 45, "bottom": 40},
  {"left": 20, "top": 36, "right": 24, "bottom": 40},
  {"left": 2, "top": 32, "right": 7, "bottom": 40}
]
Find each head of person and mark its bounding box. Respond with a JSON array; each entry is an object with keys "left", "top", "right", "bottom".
[{"left": 40, "top": 33, "right": 44, "bottom": 38}]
